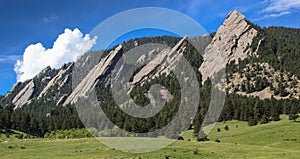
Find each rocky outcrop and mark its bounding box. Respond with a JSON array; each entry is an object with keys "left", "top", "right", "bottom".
[
  {"left": 38, "top": 63, "right": 73, "bottom": 99},
  {"left": 199, "top": 10, "right": 258, "bottom": 83},
  {"left": 227, "top": 62, "right": 300, "bottom": 99},
  {"left": 146, "top": 86, "right": 173, "bottom": 106},
  {"left": 56, "top": 94, "right": 68, "bottom": 105},
  {"left": 63, "top": 45, "right": 123, "bottom": 105},
  {"left": 12, "top": 80, "right": 35, "bottom": 109},
  {"left": 131, "top": 36, "right": 188, "bottom": 85}
]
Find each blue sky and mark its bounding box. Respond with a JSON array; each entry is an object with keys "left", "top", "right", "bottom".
[{"left": 0, "top": 0, "right": 300, "bottom": 95}]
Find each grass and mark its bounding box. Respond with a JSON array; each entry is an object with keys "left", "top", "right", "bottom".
[{"left": 0, "top": 115, "right": 299, "bottom": 158}]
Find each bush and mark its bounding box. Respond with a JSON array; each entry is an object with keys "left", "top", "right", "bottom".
[
  {"left": 215, "top": 139, "right": 221, "bottom": 143},
  {"left": 248, "top": 117, "right": 258, "bottom": 126},
  {"left": 260, "top": 116, "right": 269, "bottom": 124},
  {"left": 224, "top": 125, "right": 229, "bottom": 131},
  {"left": 15, "top": 133, "right": 23, "bottom": 139},
  {"left": 193, "top": 149, "right": 199, "bottom": 155},
  {"left": 177, "top": 136, "right": 184, "bottom": 140},
  {"left": 7, "top": 145, "right": 14, "bottom": 149},
  {"left": 217, "top": 128, "right": 221, "bottom": 132},
  {"left": 44, "top": 129, "right": 92, "bottom": 139}
]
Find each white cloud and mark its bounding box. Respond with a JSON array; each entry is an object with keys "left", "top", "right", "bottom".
[
  {"left": 42, "top": 15, "right": 58, "bottom": 23},
  {"left": 264, "top": 0, "right": 300, "bottom": 13},
  {"left": 266, "top": 11, "right": 291, "bottom": 17},
  {"left": 14, "top": 28, "right": 97, "bottom": 82},
  {"left": 254, "top": 0, "right": 300, "bottom": 21},
  {"left": 253, "top": 11, "right": 291, "bottom": 21},
  {"left": 0, "top": 55, "right": 22, "bottom": 63},
  {"left": 182, "top": 0, "right": 210, "bottom": 15}
]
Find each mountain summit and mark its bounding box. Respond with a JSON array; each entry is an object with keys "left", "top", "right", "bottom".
[{"left": 199, "top": 10, "right": 258, "bottom": 83}]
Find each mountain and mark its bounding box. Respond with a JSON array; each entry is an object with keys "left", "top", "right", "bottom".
[
  {"left": 200, "top": 10, "right": 300, "bottom": 99},
  {"left": 1, "top": 10, "right": 300, "bottom": 138},
  {"left": 2, "top": 10, "right": 300, "bottom": 109},
  {"left": 199, "top": 10, "right": 258, "bottom": 83},
  {"left": 1, "top": 10, "right": 300, "bottom": 117}
]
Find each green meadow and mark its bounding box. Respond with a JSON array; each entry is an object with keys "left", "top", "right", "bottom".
[{"left": 1, "top": 115, "right": 299, "bottom": 159}]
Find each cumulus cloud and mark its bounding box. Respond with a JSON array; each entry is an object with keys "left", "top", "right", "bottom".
[{"left": 14, "top": 28, "right": 97, "bottom": 82}]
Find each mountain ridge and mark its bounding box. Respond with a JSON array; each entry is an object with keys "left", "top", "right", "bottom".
[{"left": 1, "top": 10, "right": 300, "bottom": 110}]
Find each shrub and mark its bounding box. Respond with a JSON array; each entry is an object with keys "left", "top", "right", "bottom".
[
  {"left": 177, "top": 136, "right": 184, "bottom": 140},
  {"left": 15, "top": 133, "right": 23, "bottom": 139},
  {"left": 193, "top": 149, "right": 199, "bottom": 155},
  {"left": 224, "top": 125, "right": 229, "bottom": 131},
  {"left": 260, "top": 116, "right": 269, "bottom": 124},
  {"left": 7, "top": 145, "right": 14, "bottom": 149},
  {"left": 217, "top": 128, "right": 221, "bottom": 132},
  {"left": 215, "top": 139, "right": 221, "bottom": 143}
]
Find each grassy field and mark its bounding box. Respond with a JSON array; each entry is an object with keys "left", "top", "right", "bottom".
[{"left": 1, "top": 115, "right": 299, "bottom": 159}]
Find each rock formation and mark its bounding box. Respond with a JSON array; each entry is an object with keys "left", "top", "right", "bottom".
[
  {"left": 12, "top": 80, "right": 35, "bottom": 109},
  {"left": 132, "top": 36, "right": 188, "bottom": 85},
  {"left": 38, "top": 63, "right": 73, "bottom": 99},
  {"left": 63, "top": 45, "right": 123, "bottom": 105},
  {"left": 199, "top": 10, "right": 258, "bottom": 83}
]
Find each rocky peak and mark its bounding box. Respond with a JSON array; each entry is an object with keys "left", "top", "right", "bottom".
[
  {"left": 131, "top": 36, "right": 188, "bottom": 85},
  {"left": 37, "top": 66, "right": 52, "bottom": 78},
  {"left": 199, "top": 10, "right": 258, "bottom": 83},
  {"left": 12, "top": 80, "right": 35, "bottom": 109},
  {"left": 63, "top": 45, "right": 123, "bottom": 105},
  {"left": 38, "top": 63, "right": 73, "bottom": 99}
]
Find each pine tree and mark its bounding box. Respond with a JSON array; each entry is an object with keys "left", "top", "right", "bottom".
[{"left": 289, "top": 104, "right": 299, "bottom": 121}]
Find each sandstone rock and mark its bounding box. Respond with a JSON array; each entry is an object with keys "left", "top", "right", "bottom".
[
  {"left": 131, "top": 36, "right": 188, "bottom": 85},
  {"left": 56, "top": 94, "right": 68, "bottom": 105},
  {"left": 12, "top": 80, "right": 35, "bottom": 109},
  {"left": 64, "top": 45, "right": 123, "bottom": 105},
  {"left": 38, "top": 63, "right": 73, "bottom": 99},
  {"left": 199, "top": 10, "right": 258, "bottom": 83}
]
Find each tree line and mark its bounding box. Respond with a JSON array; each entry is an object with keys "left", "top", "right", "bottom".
[{"left": 0, "top": 105, "right": 83, "bottom": 137}]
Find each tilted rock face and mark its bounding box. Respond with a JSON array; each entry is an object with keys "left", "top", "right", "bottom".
[
  {"left": 131, "top": 36, "right": 188, "bottom": 85},
  {"left": 111, "top": 37, "right": 187, "bottom": 110},
  {"left": 38, "top": 63, "right": 73, "bottom": 99},
  {"left": 12, "top": 80, "right": 35, "bottom": 109},
  {"left": 2, "top": 65, "right": 62, "bottom": 108},
  {"left": 63, "top": 45, "right": 123, "bottom": 105},
  {"left": 199, "top": 10, "right": 258, "bottom": 83}
]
